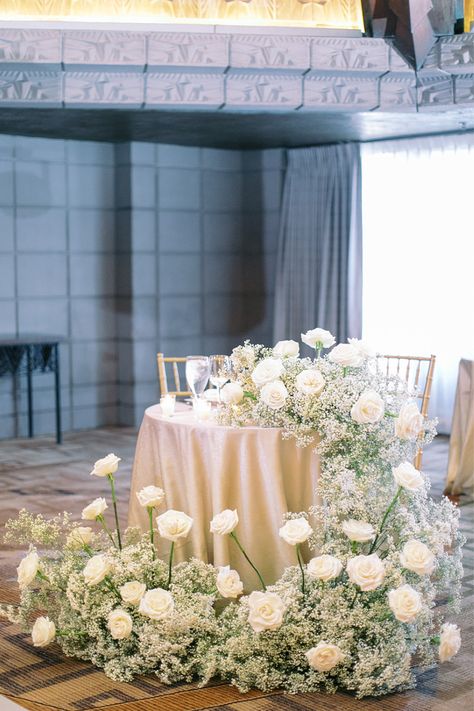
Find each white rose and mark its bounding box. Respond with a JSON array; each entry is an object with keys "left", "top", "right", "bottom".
[
  {"left": 216, "top": 566, "right": 243, "bottom": 598},
  {"left": 329, "top": 343, "right": 364, "bottom": 367},
  {"left": 279, "top": 517, "right": 313, "bottom": 546},
  {"left": 108, "top": 608, "right": 133, "bottom": 640},
  {"left": 17, "top": 550, "right": 39, "bottom": 589},
  {"left": 301, "top": 328, "right": 335, "bottom": 350},
  {"left": 395, "top": 402, "right": 424, "bottom": 440},
  {"left": 136, "top": 485, "right": 165, "bottom": 509},
  {"left": 210, "top": 509, "right": 239, "bottom": 536},
  {"left": 221, "top": 382, "right": 244, "bottom": 405},
  {"left": 90, "top": 453, "right": 121, "bottom": 477},
  {"left": 307, "top": 555, "right": 343, "bottom": 582},
  {"left": 31, "top": 616, "right": 56, "bottom": 647},
  {"left": 66, "top": 526, "right": 94, "bottom": 549},
  {"left": 439, "top": 622, "right": 461, "bottom": 662},
  {"left": 305, "top": 642, "right": 345, "bottom": 672},
  {"left": 342, "top": 519, "right": 376, "bottom": 543},
  {"left": 156, "top": 510, "right": 193, "bottom": 542},
  {"left": 139, "top": 588, "right": 174, "bottom": 620},
  {"left": 346, "top": 554, "right": 385, "bottom": 591},
  {"left": 273, "top": 340, "right": 300, "bottom": 358},
  {"left": 260, "top": 380, "right": 288, "bottom": 410},
  {"left": 400, "top": 540, "right": 435, "bottom": 576},
  {"left": 251, "top": 358, "right": 284, "bottom": 387},
  {"left": 295, "top": 369, "right": 325, "bottom": 396},
  {"left": 393, "top": 461, "right": 424, "bottom": 491},
  {"left": 247, "top": 591, "right": 285, "bottom": 632},
  {"left": 81, "top": 497, "right": 108, "bottom": 520},
  {"left": 388, "top": 584, "right": 422, "bottom": 622},
  {"left": 347, "top": 338, "right": 375, "bottom": 359},
  {"left": 351, "top": 390, "right": 384, "bottom": 424},
  {"left": 83, "top": 554, "right": 112, "bottom": 586},
  {"left": 119, "top": 580, "right": 146, "bottom": 606}
]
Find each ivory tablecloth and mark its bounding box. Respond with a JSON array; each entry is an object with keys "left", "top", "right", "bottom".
[
  {"left": 128, "top": 404, "right": 320, "bottom": 589},
  {"left": 445, "top": 359, "right": 474, "bottom": 495}
]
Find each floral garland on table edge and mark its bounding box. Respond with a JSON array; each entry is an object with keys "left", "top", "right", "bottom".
[{"left": 0, "top": 329, "right": 464, "bottom": 698}]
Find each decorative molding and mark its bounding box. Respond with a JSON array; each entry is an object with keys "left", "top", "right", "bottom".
[
  {"left": 230, "top": 35, "right": 310, "bottom": 70},
  {"left": 146, "top": 72, "right": 224, "bottom": 107},
  {"left": 0, "top": 70, "right": 61, "bottom": 105},
  {"left": 0, "top": 30, "right": 61, "bottom": 65},
  {"left": 311, "top": 37, "right": 389, "bottom": 74},
  {"left": 379, "top": 74, "right": 416, "bottom": 110},
  {"left": 226, "top": 72, "right": 302, "bottom": 108},
  {"left": 64, "top": 72, "right": 144, "bottom": 106},
  {"left": 388, "top": 44, "right": 415, "bottom": 74},
  {"left": 454, "top": 74, "right": 474, "bottom": 105},
  {"left": 304, "top": 74, "right": 379, "bottom": 110},
  {"left": 417, "top": 74, "right": 454, "bottom": 110},
  {"left": 63, "top": 31, "right": 146, "bottom": 68},
  {"left": 148, "top": 33, "right": 229, "bottom": 69},
  {"left": 439, "top": 36, "right": 474, "bottom": 75}
]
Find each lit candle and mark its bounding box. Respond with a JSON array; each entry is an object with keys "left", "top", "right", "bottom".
[
  {"left": 160, "top": 394, "right": 176, "bottom": 417},
  {"left": 192, "top": 397, "right": 212, "bottom": 422}
]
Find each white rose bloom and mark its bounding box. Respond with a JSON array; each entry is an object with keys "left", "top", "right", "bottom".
[
  {"left": 439, "top": 623, "right": 461, "bottom": 662},
  {"left": 301, "top": 328, "right": 335, "bottom": 350},
  {"left": 342, "top": 519, "right": 376, "bottom": 543},
  {"left": 400, "top": 539, "right": 435, "bottom": 576},
  {"left": 136, "top": 485, "right": 165, "bottom": 509},
  {"left": 260, "top": 380, "right": 289, "bottom": 410},
  {"left": 351, "top": 390, "right": 384, "bottom": 424},
  {"left": 295, "top": 369, "right": 325, "bottom": 396},
  {"left": 81, "top": 497, "right": 108, "bottom": 520},
  {"left": 307, "top": 555, "right": 343, "bottom": 582},
  {"left": 346, "top": 554, "right": 385, "bottom": 591},
  {"left": 306, "top": 642, "right": 345, "bottom": 672},
  {"left": 139, "top": 588, "right": 174, "bottom": 620},
  {"left": 90, "top": 453, "right": 121, "bottom": 477},
  {"left": 328, "top": 343, "right": 364, "bottom": 367},
  {"left": 273, "top": 340, "right": 300, "bottom": 358},
  {"left": 279, "top": 517, "right": 313, "bottom": 546},
  {"left": 83, "top": 554, "right": 112, "bottom": 586},
  {"left": 216, "top": 566, "right": 243, "bottom": 598},
  {"left": 251, "top": 358, "right": 284, "bottom": 387},
  {"left": 17, "top": 550, "right": 39, "bottom": 589},
  {"left": 395, "top": 401, "right": 424, "bottom": 440},
  {"left": 31, "top": 616, "right": 56, "bottom": 647},
  {"left": 66, "top": 526, "right": 94, "bottom": 549},
  {"left": 210, "top": 509, "right": 239, "bottom": 536},
  {"left": 108, "top": 608, "right": 133, "bottom": 640},
  {"left": 156, "top": 510, "right": 193, "bottom": 542},
  {"left": 393, "top": 461, "right": 424, "bottom": 491},
  {"left": 119, "top": 580, "right": 146, "bottom": 606},
  {"left": 221, "top": 382, "right": 244, "bottom": 405},
  {"left": 347, "top": 338, "right": 375, "bottom": 359},
  {"left": 388, "top": 584, "right": 423, "bottom": 622},
  {"left": 247, "top": 591, "right": 286, "bottom": 633}
]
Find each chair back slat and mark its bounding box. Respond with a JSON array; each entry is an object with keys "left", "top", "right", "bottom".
[{"left": 157, "top": 353, "right": 192, "bottom": 398}]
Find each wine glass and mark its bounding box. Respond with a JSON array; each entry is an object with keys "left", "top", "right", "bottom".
[
  {"left": 209, "top": 355, "right": 231, "bottom": 403},
  {"left": 186, "top": 356, "right": 211, "bottom": 400}
]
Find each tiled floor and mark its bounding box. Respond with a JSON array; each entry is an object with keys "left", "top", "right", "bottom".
[{"left": 0, "top": 429, "right": 472, "bottom": 711}]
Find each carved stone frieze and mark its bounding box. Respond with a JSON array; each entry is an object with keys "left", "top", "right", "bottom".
[
  {"left": 379, "top": 74, "right": 416, "bottom": 110},
  {"left": 147, "top": 72, "right": 224, "bottom": 107},
  {"left": 226, "top": 71, "right": 302, "bottom": 108},
  {"left": 304, "top": 73, "right": 379, "bottom": 110},
  {"left": 454, "top": 74, "right": 474, "bottom": 105},
  {"left": 0, "top": 30, "right": 61, "bottom": 65},
  {"left": 230, "top": 35, "right": 310, "bottom": 70},
  {"left": 311, "top": 37, "right": 389, "bottom": 74},
  {"left": 148, "top": 33, "right": 229, "bottom": 69},
  {"left": 439, "top": 36, "right": 474, "bottom": 75},
  {"left": 64, "top": 72, "right": 144, "bottom": 105},
  {"left": 63, "top": 31, "right": 146, "bottom": 68},
  {"left": 0, "top": 70, "right": 61, "bottom": 104},
  {"left": 417, "top": 74, "right": 454, "bottom": 110}
]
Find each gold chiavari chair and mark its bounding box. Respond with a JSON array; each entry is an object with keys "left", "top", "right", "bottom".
[
  {"left": 376, "top": 354, "right": 436, "bottom": 470},
  {"left": 157, "top": 353, "right": 192, "bottom": 398}
]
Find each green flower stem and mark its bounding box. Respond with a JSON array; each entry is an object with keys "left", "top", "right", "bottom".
[
  {"left": 36, "top": 569, "right": 49, "bottom": 584},
  {"left": 167, "top": 542, "right": 175, "bottom": 589},
  {"left": 369, "top": 486, "right": 402, "bottom": 554},
  {"left": 343, "top": 367, "right": 348, "bottom": 377},
  {"left": 296, "top": 544, "right": 305, "bottom": 596},
  {"left": 147, "top": 506, "right": 155, "bottom": 560},
  {"left": 385, "top": 411, "right": 397, "bottom": 418},
  {"left": 230, "top": 532, "right": 266, "bottom": 591},
  {"left": 96, "top": 514, "right": 117, "bottom": 548},
  {"left": 103, "top": 576, "right": 120, "bottom": 596},
  {"left": 107, "top": 474, "right": 122, "bottom": 551},
  {"left": 83, "top": 544, "right": 94, "bottom": 556},
  {"left": 351, "top": 540, "right": 358, "bottom": 555},
  {"left": 316, "top": 346, "right": 322, "bottom": 359}
]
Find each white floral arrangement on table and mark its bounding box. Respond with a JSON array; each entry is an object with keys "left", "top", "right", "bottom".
[{"left": 0, "top": 328, "right": 464, "bottom": 699}]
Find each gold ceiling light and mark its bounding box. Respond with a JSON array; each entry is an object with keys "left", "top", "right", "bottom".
[
  {"left": 465, "top": 0, "right": 474, "bottom": 31},
  {"left": 0, "top": 0, "right": 364, "bottom": 31}
]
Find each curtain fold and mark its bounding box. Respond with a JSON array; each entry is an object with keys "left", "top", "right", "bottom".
[{"left": 273, "top": 144, "right": 362, "bottom": 348}]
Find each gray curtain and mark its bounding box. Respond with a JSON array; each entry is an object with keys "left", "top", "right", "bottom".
[{"left": 273, "top": 144, "right": 362, "bottom": 348}]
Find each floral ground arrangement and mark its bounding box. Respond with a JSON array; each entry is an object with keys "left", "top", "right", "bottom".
[{"left": 0, "top": 330, "right": 464, "bottom": 698}]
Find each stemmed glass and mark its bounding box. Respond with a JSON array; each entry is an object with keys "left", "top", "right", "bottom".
[
  {"left": 185, "top": 356, "right": 211, "bottom": 400},
  {"left": 209, "top": 355, "right": 232, "bottom": 403}
]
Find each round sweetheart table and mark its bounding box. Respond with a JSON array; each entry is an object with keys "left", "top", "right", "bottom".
[{"left": 128, "top": 404, "right": 320, "bottom": 589}]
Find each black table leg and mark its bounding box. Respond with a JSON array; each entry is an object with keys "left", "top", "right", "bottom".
[
  {"left": 26, "top": 345, "right": 33, "bottom": 438},
  {"left": 54, "top": 343, "right": 62, "bottom": 445}
]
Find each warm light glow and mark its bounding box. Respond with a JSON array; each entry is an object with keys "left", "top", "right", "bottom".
[
  {"left": 0, "top": 0, "right": 364, "bottom": 30},
  {"left": 465, "top": 0, "right": 474, "bottom": 31}
]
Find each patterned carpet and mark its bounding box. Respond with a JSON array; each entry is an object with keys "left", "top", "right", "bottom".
[{"left": 0, "top": 429, "right": 472, "bottom": 711}]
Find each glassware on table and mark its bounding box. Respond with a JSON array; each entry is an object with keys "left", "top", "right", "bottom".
[
  {"left": 209, "top": 355, "right": 232, "bottom": 403},
  {"left": 192, "top": 397, "right": 212, "bottom": 422},
  {"left": 185, "top": 356, "right": 211, "bottom": 399},
  {"left": 160, "top": 394, "right": 176, "bottom": 417}
]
